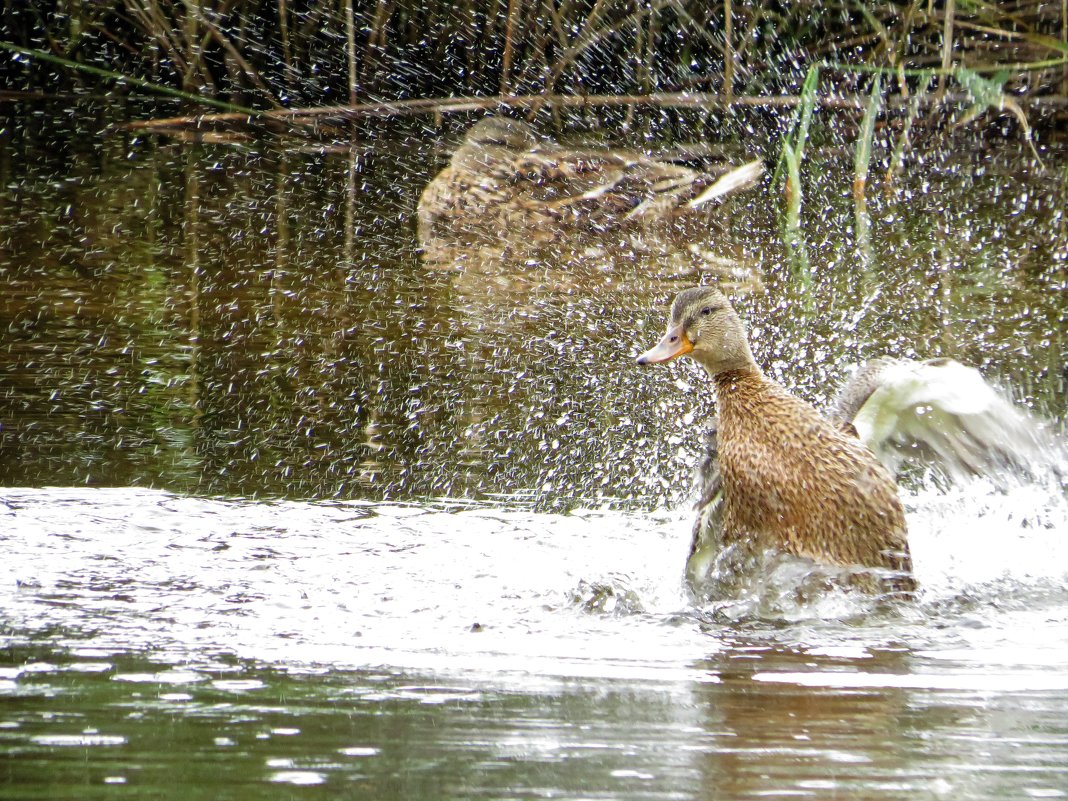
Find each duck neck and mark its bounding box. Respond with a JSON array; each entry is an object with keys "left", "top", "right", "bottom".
[
  {"left": 711, "top": 366, "right": 765, "bottom": 398},
  {"left": 692, "top": 342, "right": 761, "bottom": 385}
]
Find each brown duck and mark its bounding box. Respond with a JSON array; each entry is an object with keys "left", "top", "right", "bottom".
[
  {"left": 417, "top": 116, "right": 763, "bottom": 248},
  {"left": 638, "top": 286, "right": 915, "bottom": 594},
  {"left": 639, "top": 286, "right": 1061, "bottom": 597}
]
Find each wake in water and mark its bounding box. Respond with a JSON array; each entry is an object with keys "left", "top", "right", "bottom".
[{"left": 0, "top": 471, "right": 1065, "bottom": 680}]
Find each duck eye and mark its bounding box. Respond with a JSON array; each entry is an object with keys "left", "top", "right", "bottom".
[{"left": 700, "top": 307, "right": 713, "bottom": 316}]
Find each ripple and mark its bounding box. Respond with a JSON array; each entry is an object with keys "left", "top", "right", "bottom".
[
  {"left": 212, "top": 679, "right": 266, "bottom": 691},
  {"left": 268, "top": 771, "right": 326, "bottom": 786},
  {"left": 31, "top": 734, "right": 126, "bottom": 747},
  {"left": 338, "top": 746, "right": 380, "bottom": 757},
  {"left": 113, "top": 670, "right": 206, "bottom": 684},
  {"left": 752, "top": 671, "right": 1068, "bottom": 691}
]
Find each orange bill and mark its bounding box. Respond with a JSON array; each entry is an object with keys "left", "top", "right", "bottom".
[{"left": 636, "top": 326, "right": 693, "bottom": 365}]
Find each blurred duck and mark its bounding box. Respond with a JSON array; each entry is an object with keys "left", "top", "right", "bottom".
[
  {"left": 417, "top": 116, "right": 763, "bottom": 247},
  {"left": 638, "top": 286, "right": 1060, "bottom": 598}
]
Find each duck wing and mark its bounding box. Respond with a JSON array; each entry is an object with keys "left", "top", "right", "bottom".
[
  {"left": 512, "top": 149, "right": 630, "bottom": 203},
  {"left": 686, "top": 423, "right": 727, "bottom": 589},
  {"left": 616, "top": 161, "right": 703, "bottom": 219},
  {"left": 830, "top": 357, "right": 1062, "bottom": 483},
  {"left": 582, "top": 156, "right": 763, "bottom": 220},
  {"left": 686, "top": 160, "right": 765, "bottom": 208},
  {"left": 512, "top": 148, "right": 698, "bottom": 218}
]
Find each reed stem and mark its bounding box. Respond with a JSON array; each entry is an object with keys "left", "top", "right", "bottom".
[
  {"left": 886, "top": 74, "right": 929, "bottom": 186},
  {"left": 853, "top": 74, "right": 883, "bottom": 201},
  {"left": 724, "top": 0, "right": 734, "bottom": 101},
  {"left": 937, "top": 0, "right": 956, "bottom": 100},
  {"left": 345, "top": 0, "right": 357, "bottom": 105},
  {"left": 0, "top": 41, "right": 258, "bottom": 114}
]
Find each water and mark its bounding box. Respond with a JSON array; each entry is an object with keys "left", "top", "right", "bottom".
[
  {"left": 4, "top": 484, "right": 1068, "bottom": 799},
  {"left": 1, "top": 102, "right": 1067, "bottom": 799}
]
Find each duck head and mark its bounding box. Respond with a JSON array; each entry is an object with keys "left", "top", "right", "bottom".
[
  {"left": 461, "top": 116, "right": 539, "bottom": 150},
  {"left": 637, "top": 286, "right": 758, "bottom": 377},
  {"left": 450, "top": 117, "right": 540, "bottom": 173}
]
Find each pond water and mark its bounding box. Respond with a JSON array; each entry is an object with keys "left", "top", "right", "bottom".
[{"left": 1, "top": 101, "right": 1066, "bottom": 800}]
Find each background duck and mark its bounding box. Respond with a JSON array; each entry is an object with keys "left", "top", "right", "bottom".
[
  {"left": 639, "top": 286, "right": 1063, "bottom": 600},
  {"left": 417, "top": 116, "right": 763, "bottom": 250}
]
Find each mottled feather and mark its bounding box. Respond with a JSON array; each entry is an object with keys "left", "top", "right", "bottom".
[{"left": 418, "top": 117, "right": 763, "bottom": 247}]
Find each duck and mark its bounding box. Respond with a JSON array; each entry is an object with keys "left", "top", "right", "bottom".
[
  {"left": 638, "top": 286, "right": 915, "bottom": 596},
  {"left": 638, "top": 286, "right": 1062, "bottom": 599},
  {"left": 417, "top": 116, "right": 763, "bottom": 249}
]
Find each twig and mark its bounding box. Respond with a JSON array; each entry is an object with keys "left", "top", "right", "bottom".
[
  {"left": 119, "top": 86, "right": 1068, "bottom": 136},
  {"left": 120, "top": 90, "right": 868, "bottom": 134},
  {"left": 186, "top": 4, "right": 280, "bottom": 107},
  {"left": 824, "top": 57, "right": 1068, "bottom": 75}
]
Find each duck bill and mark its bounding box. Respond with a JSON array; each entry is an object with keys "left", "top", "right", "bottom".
[{"left": 636, "top": 326, "right": 694, "bottom": 365}]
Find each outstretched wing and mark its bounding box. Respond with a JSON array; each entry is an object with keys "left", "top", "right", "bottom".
[{"left": 832, "top": 357, "right": 1062, "bottom": 483}]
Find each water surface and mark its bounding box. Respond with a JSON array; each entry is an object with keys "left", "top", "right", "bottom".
[{"left": 1, "top": 102, "right": 1066, "bottom": 799}]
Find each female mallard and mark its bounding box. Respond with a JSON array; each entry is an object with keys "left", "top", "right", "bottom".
[
  {"left": 417, "top": 116, "right": 763, "bottom": 248},
  {"left": 639, "top": 286, "right": 1059, "bottom": 598},
  {"left": 638, "top": 286, "right": 914, "bottom": 594}
]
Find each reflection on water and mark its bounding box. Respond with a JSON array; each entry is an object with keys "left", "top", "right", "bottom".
[
  {"left": 3, "top": 648, "right": 1067, "bottom": 800},
  {"left": 0, "top": 128, "right": 704, "bottom": 507},
  {"left": 1, "top": 103, "right": 1066, "bottom": 800},
  {"left": 415, "top": 115, "right": 765, "bottom": 284}
]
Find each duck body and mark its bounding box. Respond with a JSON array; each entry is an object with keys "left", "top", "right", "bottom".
[
  {"left": 640, "top": 287, "right": 1065, "bottom": 600},
  {"left": 638, "top": 286, "right": 914, "bottom": 596},
  {"left": 713, "top": 367, "right": 910, "bottom": 576},
  {"left": 418, "top": 117, "right": 763, "bottom": 249}
]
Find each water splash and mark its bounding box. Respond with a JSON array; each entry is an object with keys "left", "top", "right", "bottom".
[{"left": 3, "top": 470, "right": 1067, "bottom": 680}]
